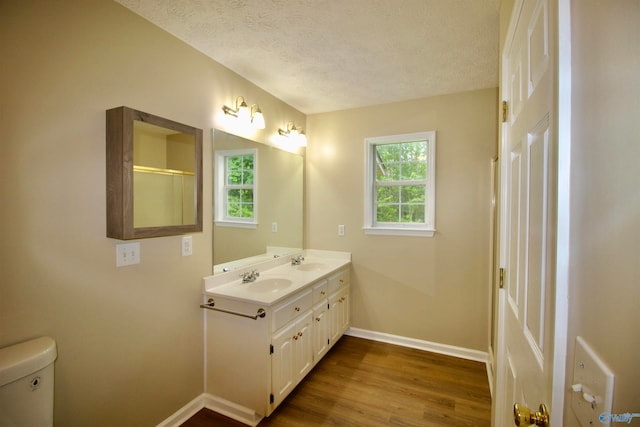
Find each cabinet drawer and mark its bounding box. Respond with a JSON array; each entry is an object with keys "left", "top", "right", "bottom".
[
  {"left": 327, "top": 268, "right": 350, "bottom": 294},
  {"left": 312, "top": 280, "right": 328, "bottom": 303},
  {"left": 273, "top": 289, "right": 313, "bottom": 332}
]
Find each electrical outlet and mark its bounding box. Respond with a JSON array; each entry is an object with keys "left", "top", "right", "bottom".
[
  {"left": 272, "top": 222, "right": 278, "bottom": 232},
  {"left": 116, "top": 242, "right": 140, "bottom": 267},
  {"left": 338, "top": 224, "right": 345, "bottom": 236},
  {"left": 182, "top": 236, "right": 193, "bottom": 256}
]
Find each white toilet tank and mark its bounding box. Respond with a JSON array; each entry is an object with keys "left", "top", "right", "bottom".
[{"left": 0, "top": 337, "right": 57, "bottom": 427}]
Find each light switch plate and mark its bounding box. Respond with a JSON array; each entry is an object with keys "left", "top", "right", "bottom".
[
  {"left": 181, "top": 236, "right": 193, "bottom": 256},
  {"left": 571, "top": 336, "right": 614, "bottom": 427},
  {"left": 116, "top": 242, "right": 140, "bottom": 267}
]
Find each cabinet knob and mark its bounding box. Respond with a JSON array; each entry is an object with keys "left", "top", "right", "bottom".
[
  {"left": 339, "top": 279, "right": 344, "bottom": 284},
  {"left": 321, "top": 291, "right": 326, "bottom": 295},
  {"left": 295, "top": 306, "right": 300, "bottom": 312},
  {"left": 293, "top": 335, "right": 299, "bottom": 340},
  {"left": 316, "top": 317, "right": 321, "bottom": 322},
  {"left": 298, "top": 332, "right": 303, "bottom": 337}
]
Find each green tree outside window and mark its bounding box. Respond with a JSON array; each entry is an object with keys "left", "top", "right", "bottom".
[
  {"left": 225, "top": 154, "right": 254, "bottom": 219},
  {"left": 375, "top": 141, "right": 428, "bottom": 224}
]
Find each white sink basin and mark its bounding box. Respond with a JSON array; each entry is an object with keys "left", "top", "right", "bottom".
[
  {"left": 247, "top": 278, "right": 293, "bottom": 293},
  {"left": 293, "top": 263, "right": 327, "bottom": 272}
]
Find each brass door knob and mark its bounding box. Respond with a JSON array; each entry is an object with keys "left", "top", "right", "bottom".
[{"left": 514, "top": 403, "right": 549, "bottom": 427}]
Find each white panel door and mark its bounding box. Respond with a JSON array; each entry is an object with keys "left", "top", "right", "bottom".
[{"left": 495, "top": 0, "right": 564, "bottom": 425}]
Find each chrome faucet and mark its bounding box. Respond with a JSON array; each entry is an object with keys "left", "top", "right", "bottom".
[
  {"left": 291, "top": 256, "right": 305, "bottom": 266},
  {"left": 241, "top": 270, "right": 260, "bottom": 283}
]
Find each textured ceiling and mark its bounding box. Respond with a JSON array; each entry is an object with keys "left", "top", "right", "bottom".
[{"left": 116, "top": 0, "right": 500, "bottom": 114}]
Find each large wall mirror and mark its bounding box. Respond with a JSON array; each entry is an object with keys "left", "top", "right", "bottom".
[
  {"left": 107, "top": 106, "right": 203, "bottom": 239},
  {"left": 212, "top": 129, "right": 303, "bottom": 273}
]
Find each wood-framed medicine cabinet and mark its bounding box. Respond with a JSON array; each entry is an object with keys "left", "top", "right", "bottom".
[{"left": 106, "top": 106, "right": 203, "bottom": 239}]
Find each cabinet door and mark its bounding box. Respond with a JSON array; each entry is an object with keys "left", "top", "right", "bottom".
[
  {"left": 337, "top": 288, "right": 350, "bottom": 335},
  {"left": 329, "top": 291, "right": 342, "bottom": 345},
  {"left": 312, "top": 301, "right": 329, "bottom": 362},
  {"left": 271, "top": 321, "right": 296, "bottom": 408},
  {"left": 329, "top": 287, "right": 350, "bottom": 346},
  {"left": 271, "top": 310, "right": 313, "bottom": 409},
  {"left": 293, "top": 311, "right": 314, "bottom": 381}
]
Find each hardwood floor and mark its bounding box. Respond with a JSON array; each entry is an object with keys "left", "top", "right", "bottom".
[{"left": 181, "top": 336, "right": 491, "bottom": 426}]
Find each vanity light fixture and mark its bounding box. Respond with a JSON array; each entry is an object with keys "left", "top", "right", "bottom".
[
  {"left": 222, "top": 96, "right": 266, "bottom": 129},
  {"left": 278, "top": 122, "right": 307, "bottom": 147},
  {"left": 250, "top": 104, "right": 265, "bottom": 129}
]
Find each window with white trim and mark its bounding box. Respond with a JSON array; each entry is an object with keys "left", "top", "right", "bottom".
[
  {"left": 364, "top": 131, "right": 436, "bottom": 237},
  {"left": 214, "top": 149, "right": 258, "bottom": 228}
]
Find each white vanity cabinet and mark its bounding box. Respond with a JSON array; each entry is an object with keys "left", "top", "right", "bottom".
[{"left": 203, "top": 262, "right": 350, "bottom": 426}]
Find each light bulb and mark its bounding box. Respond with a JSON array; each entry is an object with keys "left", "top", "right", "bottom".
[
  {"left": 237, "top": 99, "right": 250, "bottom": 122},
  {"left": 297, "top": 131, "right": 307, "bottom": 147},
  {"left": 252, "top": 110, "right": 265, "bottom": 129}
]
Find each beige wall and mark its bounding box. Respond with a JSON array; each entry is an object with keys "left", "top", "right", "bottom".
[
  {"left": 0, "top": 1, "right": 303, "bottom": 426},
  {"left": 564, "top": 0, "right": 640, "bottom": 424},
  {"left": 306, "top": 89, "right": 497, "bottom": 351}
]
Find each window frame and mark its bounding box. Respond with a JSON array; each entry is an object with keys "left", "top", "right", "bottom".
[
  {"left": 214, "top": 148, "right": 258, "bottom": 229},
  {"left": 364, "top": 131, "right": 436, "bottom": 237}
]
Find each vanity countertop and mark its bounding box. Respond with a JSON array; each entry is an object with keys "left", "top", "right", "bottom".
[{"left": 202, "top": 250, "right": 351, "bottom": 305}]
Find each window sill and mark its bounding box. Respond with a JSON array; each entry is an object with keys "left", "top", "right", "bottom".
[
  {"left": 363, "top": 227, "right": 435, "bottom": 237},
  {"left": 215, "top": 220, "right": 257, "bottom": 229}
]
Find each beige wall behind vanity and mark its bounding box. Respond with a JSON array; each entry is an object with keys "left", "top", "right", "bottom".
[
  {"left": 305, "top": 89, "right": 498, "bottom": 351},
  {"left": 0, "top": 1, "right": 304, "bottom": 426}
]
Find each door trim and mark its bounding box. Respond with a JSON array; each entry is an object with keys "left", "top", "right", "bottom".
[{"left": 550, "top": 0, "right": 572, "bottom": 423}]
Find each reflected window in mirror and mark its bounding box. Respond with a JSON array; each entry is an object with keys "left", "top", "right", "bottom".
[{"left": 214, "top": 149, "right": 258, "bottom": 228}]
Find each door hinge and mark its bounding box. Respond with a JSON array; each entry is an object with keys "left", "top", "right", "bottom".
[
  {"left": 499, "top": 268, "right": 505, "bottom": 289},
  {"left": 270, "top": 344, "right": 274, "bottom": 354},
  {"left": 270, "top": 393, "right": 274, "bottom": 404},
  {"left": 502, "top": 100, "right": 508, "bottom": 123}
]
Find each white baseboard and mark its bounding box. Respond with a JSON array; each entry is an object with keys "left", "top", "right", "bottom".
[
  {"left": 156, "top": 394, "right": 206, "bottom": 427},
  {"left": 202, "top": 393, "right": 263, "bottom": 426},
  {"left": 157, "top": 393, "right": 262, "bottom": 427},
  {"left": 345, "top": 327, "right": 490, "bottom": 363}
]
